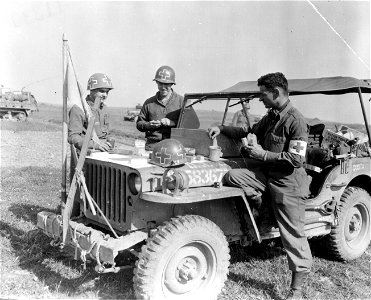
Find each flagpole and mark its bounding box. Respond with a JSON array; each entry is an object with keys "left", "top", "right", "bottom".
[{"left": 61, "top": 33, "right": 68, "bottom": 207}]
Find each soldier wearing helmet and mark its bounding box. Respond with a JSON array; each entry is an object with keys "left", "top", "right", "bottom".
[
  {"left": 68, "top": 73, "right": 114, "bottom": 151},
  {"left": 136, "top": 66, "right": 184, "bottom": 150}
]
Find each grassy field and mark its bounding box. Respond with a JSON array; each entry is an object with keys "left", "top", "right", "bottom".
[{"left": 0, "top": 105, "right": 370, "bottom": 299}]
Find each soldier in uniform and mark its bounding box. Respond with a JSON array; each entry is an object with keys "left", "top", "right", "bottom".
[
  {"left": 136, "top": 66, "right": 184, "bottom": 150},
  {"left": 232, "top": 101, "right": 251, "bottom": 128},
  {"left": 68, "top": 73, "right": 114, "bottom": 152},
  {"left": 208, "top": 72, "right": 311, "bottom": 300}
]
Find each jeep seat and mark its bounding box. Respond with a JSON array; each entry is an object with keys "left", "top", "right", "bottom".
[{"left": 308, "top": 123, "right": 325, "bottom": 147}]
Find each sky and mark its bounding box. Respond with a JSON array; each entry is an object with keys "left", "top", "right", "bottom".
[{"left": 0, "top": 0, "right": 370, "bottom": 124}]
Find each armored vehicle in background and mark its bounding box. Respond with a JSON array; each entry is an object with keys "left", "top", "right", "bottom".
[
  {"left": 37, "top": 77, "right": 371, "bottom": 299},
  {"left": 124, "top": 103, "right": 142, "bottom": 122},
  {"left": 0, "top": 86, "right": 38, "bottom": 121}
]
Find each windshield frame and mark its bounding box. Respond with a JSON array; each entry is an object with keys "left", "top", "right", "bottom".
[{"left": 177, "top": 92, "right": 260, "bottom": 128}]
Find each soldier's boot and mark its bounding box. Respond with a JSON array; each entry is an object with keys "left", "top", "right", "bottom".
[
  {"left": 259, "top": 203, "right": 279, "bottom": 235},
  {"left": 285, "top": 272, "right": 308, "bottom": 300}
]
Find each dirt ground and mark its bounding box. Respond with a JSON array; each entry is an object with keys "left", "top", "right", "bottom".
[
  {"left": 1, "top": 130, "right": 61, "bottom": 169},
  {"left": 0, "top": 122, "right": 62, "bottom": 298},
  {"left": 0, "top": 120, "right": 136, "bottom": 299}
]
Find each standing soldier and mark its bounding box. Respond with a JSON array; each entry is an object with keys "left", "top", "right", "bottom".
[
  {"left": 209, "top": 72, "right": 312, "bottom": 300},
  {"left": 136, "top": 66, "right": 184, "bottom": 150},
  {"left": 68, "top": 73, "right": 114, "bottom": 152}
]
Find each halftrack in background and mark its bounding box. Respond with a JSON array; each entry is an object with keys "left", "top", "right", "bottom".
[
  {"left": 123, "top": 103, "right": 143, "bottom": 122},
  {"left": 0, "top": 86, "right": 38, "bottom": 121}
]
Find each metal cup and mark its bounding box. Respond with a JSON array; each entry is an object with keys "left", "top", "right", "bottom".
[{"left": 209, "top": 146, "right": 223, "bottom": 162}]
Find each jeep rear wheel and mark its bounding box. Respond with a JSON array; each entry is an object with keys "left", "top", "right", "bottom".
[
  {"left": 133, "top": 215, "right": 230, "bottom": 300},
  {"left": 326, "top": 187, "right": 370, "bottom": 261}
]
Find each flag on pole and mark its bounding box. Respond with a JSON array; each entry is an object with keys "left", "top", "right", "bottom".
[
  {"left": 63, "top": 46, "right": 90, "bottom": 116},
  {"left": 63, "top": 44, "right": 100, "bottom": 143}
]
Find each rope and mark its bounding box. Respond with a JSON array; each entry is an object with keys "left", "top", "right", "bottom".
[
  {"left": 306, "top": 0, "right": 370, "bottom": 71},
  {"left": 80, "top": 240, "right": 98, "bottom": 270},
  {"left": 94, "top": 242, "right": 102, "bottom": 267},
  {"left": 41, "top": 212, "right": 52, "bottom": 233},
  {"left": 51, "top": 214, "right": 62, "bottom": 240},
  {"left": 68, "top": 223, "right": 84, "bottom": 259},
  {"left": 65, "top": 221, "right": 106, "bottom": 270},
  {"left": 90, "top": 195, "right": 119, "bottom": 239}
]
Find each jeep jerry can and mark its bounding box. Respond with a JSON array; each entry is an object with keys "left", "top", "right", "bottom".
[{"left": 37, "top": 76, "right": 371, "bottom": 299}]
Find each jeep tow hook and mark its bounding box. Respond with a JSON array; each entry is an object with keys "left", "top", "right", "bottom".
[{"left": 95, "top": 264, "right": 134, "bottom": 274}]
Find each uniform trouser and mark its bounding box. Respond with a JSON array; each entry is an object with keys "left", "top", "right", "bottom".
[{"left": 224, "top": 167, "right": 313, "bottom": 273}]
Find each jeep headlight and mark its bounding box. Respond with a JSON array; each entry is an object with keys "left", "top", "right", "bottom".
[{"left": 128, "top": 173, "right": 142, "bottom": 195}]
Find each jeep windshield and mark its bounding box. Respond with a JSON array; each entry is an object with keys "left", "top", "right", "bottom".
[{"left": 178, "top": 93, "right": 259, "bottom": 130}]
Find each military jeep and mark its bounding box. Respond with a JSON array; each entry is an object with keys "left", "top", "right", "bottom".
[{"left": 37, "top": 76, "right": 371, "bottom": 299}]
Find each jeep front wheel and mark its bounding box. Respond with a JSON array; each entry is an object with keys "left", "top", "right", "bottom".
[
  {"left": 326, "top": 186, "right": 370, "bottom": 261},
  {"left": 133, "top": 215, "right": 230, "bottom": 300}
]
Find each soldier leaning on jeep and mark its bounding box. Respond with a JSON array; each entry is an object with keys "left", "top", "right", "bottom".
[
  {"left": 68, "top": 73, "right": 114, "bottom": 152},
  {"left": 209, "top": 72, "right": 311, "bottom": 300}
]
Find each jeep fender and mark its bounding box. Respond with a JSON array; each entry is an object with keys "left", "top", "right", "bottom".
[{"left": 141, "top": 185, "right": 261, "bottom": 243}]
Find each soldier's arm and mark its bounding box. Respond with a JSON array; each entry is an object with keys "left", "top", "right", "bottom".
[
  {"left": 136, "top": 103, "right": 160, "bottom": 132},
  {"left": 219, "top": 125, "right": 249, "bottom": 139},
  {"left": 68, "top": 106, "right": 96, "bottom": 150}
]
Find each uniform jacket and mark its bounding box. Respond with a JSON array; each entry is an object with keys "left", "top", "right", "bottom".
[
  {"left": 68, "top": 96, "right": 110, "bottom": 150},
  {"left": 232, "top": 109, "right": 251, "bottom": 128},
  {"left": 136, "top": 91, "right": 183, "bottom": 148},
  {"left": 221, "top": 101, "right": 308, "bottom": 172}
]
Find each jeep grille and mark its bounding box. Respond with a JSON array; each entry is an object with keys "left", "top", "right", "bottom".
[{"left": 85, "top": 162, "right": 128, "bottom": 231}]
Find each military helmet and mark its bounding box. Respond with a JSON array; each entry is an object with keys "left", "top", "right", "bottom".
[
  {"left": 87, "top": 73, "right": 114, "bottom": 90},
  {"left": 153, "top": 66, "right": 176, "bottom": 84},
  {"left": 150, "top": 139, "right": 186, "bottom": 167}
]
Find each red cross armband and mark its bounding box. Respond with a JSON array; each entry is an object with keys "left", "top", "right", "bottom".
[{"left": 288, "top": 140, "right": 307, "bottom": 157}]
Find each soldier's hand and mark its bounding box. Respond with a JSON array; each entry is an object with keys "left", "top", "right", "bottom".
[
  {"left": 94, "top": 95, "right": 104, "bottom": 106},
  {"left": 149, "top": 120, "right": 161, "bottom": 128},
  {"left": 245, "top": 144, "right": 266, "bottom": 160},
  {"left": 208, "top": 127, "right": 220, "bottom": 139},
  {"left": 160, "top": 118, "right": 171, "bottom": 126},
  {"left": 97, "top": 141, "right": 111, "bottom": 152}
]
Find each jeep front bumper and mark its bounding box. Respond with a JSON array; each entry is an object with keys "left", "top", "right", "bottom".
[{"left": 37, "top": 211, "right": 147, "bottom": 269}]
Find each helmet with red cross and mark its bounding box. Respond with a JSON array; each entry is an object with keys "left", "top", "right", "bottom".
[
  {"left": 150, "top": 139, "right": 187, "bottom": 167},
  {"left": 87, "top": 73, "right": 114, "bottom": 90},
  {"left": 153, "top": 66, "right": 176, "bottom": 84}
]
